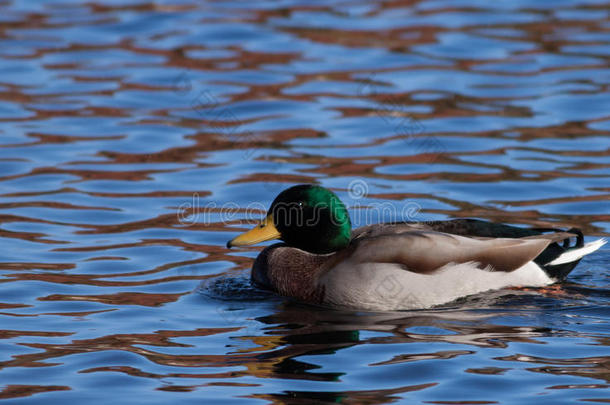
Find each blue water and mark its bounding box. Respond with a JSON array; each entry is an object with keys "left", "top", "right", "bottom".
[{"left": 0, "top": 0, "right": 609, "bottom": 403}]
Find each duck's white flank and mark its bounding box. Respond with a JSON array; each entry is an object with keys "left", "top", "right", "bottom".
[
  {"left": 319, "top": 237, "right": 607, "bottom": 311},
  {"left": 547, "top": 238, "right": 607, "bottom": 266},
  {"left": 319, "top": 261, "right": 550, "bottom": 311}
]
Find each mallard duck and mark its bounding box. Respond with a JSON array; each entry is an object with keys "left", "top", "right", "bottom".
[{"left": 226, "top": 184, "right": 606, "bottom": 311}]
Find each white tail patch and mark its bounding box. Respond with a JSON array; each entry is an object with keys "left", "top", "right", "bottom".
[{"left": 547, "top": 238, "right": 607, "bottom": 266}]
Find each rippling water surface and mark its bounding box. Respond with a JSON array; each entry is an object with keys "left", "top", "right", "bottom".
[{"left": 1, "top": 0, "right": 609, "bottom": 403}]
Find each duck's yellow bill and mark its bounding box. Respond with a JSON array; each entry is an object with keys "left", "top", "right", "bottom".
[{"left": 226, "top": 214, "right": 280, "bottom": 248}]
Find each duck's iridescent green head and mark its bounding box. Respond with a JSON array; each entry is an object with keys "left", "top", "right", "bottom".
[{"left": 227, "top": 185, "right": 352, "bottom": 254}]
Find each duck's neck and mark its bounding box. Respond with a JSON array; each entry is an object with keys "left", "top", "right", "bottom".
[{"left": 253, "top": 244, "right": 334, "bottom": 303}]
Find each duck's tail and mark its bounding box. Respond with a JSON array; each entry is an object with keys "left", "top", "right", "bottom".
[
  {"left": 536, "top": 228, "right": 606, "bottom": 280},
  {"left": 547, "top": 238, "right": 607, "bottom": 266}
]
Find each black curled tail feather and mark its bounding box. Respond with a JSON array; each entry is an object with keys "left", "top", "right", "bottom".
[
  {"left": 565, "top": 227, "right": 584, "bottom": 248},
  {"left": 535, "top": 228, "right": 584, "bottom": 280}
]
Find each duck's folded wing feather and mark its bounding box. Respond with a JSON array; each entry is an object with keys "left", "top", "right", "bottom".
[
  {"left": 350, "top": 231, "right": 551, "bottom": 273},
  {"left": 353, "top": 219, "right": 579, "bottom": 240}
]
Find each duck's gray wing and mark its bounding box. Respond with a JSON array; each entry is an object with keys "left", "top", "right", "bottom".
[{"left": 349, "top": 230, "right": 551, "bottom": 274}]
